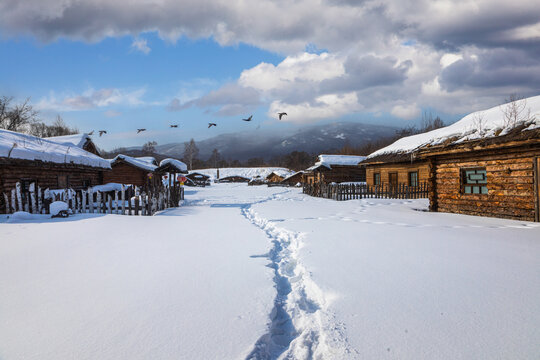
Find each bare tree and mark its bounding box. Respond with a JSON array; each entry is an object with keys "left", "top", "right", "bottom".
[
  {"left": 500, "top": 94, "right": 533, "bottom": 129},
  {"left": 472, "top": 111, "right": 486, "bottom": 134},
  {"left": 183, "top": 138, "right": 199, "bottom": 170},
  {"left": 208, "top": 148, "right": 221, "bottom": 168},
  {"left": 142, "top": 141, "right": 157, "bottom": 154},
  {"left": 0, "top": 96, "right": 38, "bottom": 132},
  {"left": 29, "top": 115, "right": 79, "bottom": 137}
]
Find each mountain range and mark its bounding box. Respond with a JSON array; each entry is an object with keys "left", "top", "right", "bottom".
[{"left": 150, "top": 122, "right": 397, "bottom": 161}]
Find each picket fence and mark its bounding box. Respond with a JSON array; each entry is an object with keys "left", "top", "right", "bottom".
[
  {"left": 2, "top": 181, "right": 185, "bottom": 216},
  {"left": 303, "top": 182, "right": 429, "bottom": 201}
]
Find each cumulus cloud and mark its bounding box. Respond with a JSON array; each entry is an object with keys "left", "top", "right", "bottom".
[
  {"left": 391, "top": 103, "right": 421, "bottom": 120},
  {"left": 37, "top": 88, "right": 146, "bottom": 111},
  {"left": 2, "top": 0, "right": 539, "bottom": 122},
  {"left": 131, "top": 38, "right": 150, "bottom": 54}
]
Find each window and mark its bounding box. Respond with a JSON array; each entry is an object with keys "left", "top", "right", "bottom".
[
  {"left": 82, "top": 179, "right": 92, "bottom": 188},
  {"left": 57, "top": 175, "right": 69, "bottom": 189},
  {"left": 373, "top": 173, "right": 381, "bottom": 186},
  {"left": 408, "top": 171, "right": 419, "bottom": 187},
  {"left": 461, "top": 168, "right": 488, "bottom": 194}
]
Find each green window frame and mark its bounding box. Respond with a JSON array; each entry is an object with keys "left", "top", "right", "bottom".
[{"left": 461, "top": 168, "right": 488, "bottom": 194}]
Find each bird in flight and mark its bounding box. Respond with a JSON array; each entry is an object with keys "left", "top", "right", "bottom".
[
  {"left": 170, "top": 124, "right": 178, "bottom": 128},
  {"left": 242, "top": 115, "right": 253, "bottom": 122},
  {"left": 88, "top": 130, "right": 94, "bottom": 135},
  {"left": 137, "top": 128, "right": 146, "bottom": 134},
  {"left": 278, "top": 112, "right": 287, "bottom": 120},
  {"left": 99, "top": 130, "right": 107, "bottom": 137},
  {"left": 208, "top": 123, "right": 217, "bottom": 128}
]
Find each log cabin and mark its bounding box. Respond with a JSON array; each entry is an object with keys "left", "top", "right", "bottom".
[
  {"left": 364, "top": 95, "right": 540, "bottom": 221},
  {"left": 266, "top": 169, "right": 295, "bottom": 183},
  {"left": 0, "top": 129, "right": 111, "bottom": 213},
  {"left": 186, "top": 172, "right": 211, "bottom": 186},
  {"left": 361, "top": 153, "right": 429, "bottom": 188},
  {"left": 46, "top": 133, "right": 101, "bottom": 156},
  {"left": 280, "top": 171, "right": 304, "bottom": 186},
  {"left": 103, "top": 155, "right": 159, "bottom": 188},
  {"left": 303, "top": 154, "right": 366, "bottom": 184},
  {"left": 219, "top": 175, "right": 250, "bottom": 183}
]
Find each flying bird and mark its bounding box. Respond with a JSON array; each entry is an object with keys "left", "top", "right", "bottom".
[
  {"left": 99, "top": 130, "right": 107, "bottom": 137},
  {"left": 137, "top": 128, "right": 146, "bottom": 134},
  {"left": 88, "top": 130, "right": 94, "bottom": 135},
  {"left": 278, "top": 112, "right": 287, "bottom": 120},
  {"left": 170, "top": 124, "right": 178, "bottom": 128},
  {"left": 242, "top": 115, "right": 253, "bottom": 122},
  {"left": 208, "top": 123, "right": 217, "bottom": 128}
]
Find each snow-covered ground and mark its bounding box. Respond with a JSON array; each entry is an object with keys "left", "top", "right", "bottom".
[
  {"left": 1, "top": 184, "right": 539, "bottom": 359},
  {"left": 192, "top": 167, "right": 294, "bottom": 181}
]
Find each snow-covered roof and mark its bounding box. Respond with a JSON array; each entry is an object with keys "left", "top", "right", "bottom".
[
  {"left": 282, "top": 171, "right": 304, "bottom": 182},
  {"left": 0, "top": 129, "right": 111, "bottom": 169},
  {"left": 307, "top": 154, "right": 366, "bottom": 170},
  {"left": 192, "top": 167, "right": 294, "bottom": 181},
  {"left": 46, "top": 133, "right": 91, "bottom": 149},
  {"left": 367, "top": 95, "right": 540, "bottom": 160},
  {"left": 110, "top": 155, "right": 157, "bottom": 171},
  {"left": 266, "top": 169, "right": 296, "bottom": 179},
  {"left": 158, "top": 158, "right": 188, "bottom": 173}
]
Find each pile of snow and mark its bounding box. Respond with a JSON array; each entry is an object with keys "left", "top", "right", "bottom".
[
  {"left": 0, "top": 129, "right": 110, "bottom": 169},
  {"left": 90, "top": 183, "right": 131, "bottom": 192},
  {"left": 159, "top": 158, "right": 188, "bottom": 173},
  {"left": 307, "top": 154, "right": 366, "bottom": 170},
  {"left": 367, "top": 95, "right": 540, "bottom": 159},
  {"left": 192, "top": 167, "right": 294, "bottom": 181},
  {"left": 7, "top": 211, "right": 39, "bottom": 222},
  {"left": 45, "top": 133, "right": 91, "bottom": 149},
  {"left": 109, "top": 155, "right": 157, "bottom": 171},
  {"left": 49, "top": 201, "right": 68, "bottom": 216}
]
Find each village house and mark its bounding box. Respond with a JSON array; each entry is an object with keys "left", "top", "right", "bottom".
[
  {"left": 219, "top": 175, "right": 250, "bottom": 183},
  {"left": 361, "top": 152, "right": 430, "bottom": 188},
  {"left": 103, "top": 155, "right": 159, "bottom": 188},
  {"left": 280, "top": 171, "right": 304, "bottom": 186},
  {"left": 303, "top": 154, "right": 366, "bottom": 185},
  {"left": 364, "top": 95, "right": 540, "bottom": 222},
  {"left": 266, "top": 169, "right": 295, "bottom": 183},
  {"left": 46, "top": 133, "right": 101, "bottom": 156},
  {"left": 186, "top": 172, "right": 211, "bottom": 186},
  {"left": 0, "top": 129, "right": 111, "bottom": 213}
]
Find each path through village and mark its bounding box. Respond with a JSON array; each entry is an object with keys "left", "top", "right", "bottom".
[{"left": 1, "top": 184, "right": 539, "bottom": 359}]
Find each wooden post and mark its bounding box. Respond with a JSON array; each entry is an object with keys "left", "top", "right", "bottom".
[
  {"left": 114, "top": 191, "right": 118, "bottom": 214},
  {"left": 88, "top": 188, "right": 94, "bottom": 213},
  {"left": 3, "top": 193, "right": 10, "bottom": 214},
  {"left": 134, "top": 197, "right": 140, "bottom": 216},
  {"left": 29, "top": 183, "right": 37, "bottom": 214},
  {"left": 15, "top": 182, "right": 23, "bottom": 212},
  {"left": 108, "top": 195, "right": 112, "bottom": 214},
  {"left": 96, "top": 191, "right": 101, "bottom": 213},
  {"left": 128, "top": 195, "right": 132, "bottom": 216},
  {"left": 101, "top": 193, "right": 106, "bottom": 214},
  {"left": 121, "top": 185, "right": 126, "bottom": 215}
]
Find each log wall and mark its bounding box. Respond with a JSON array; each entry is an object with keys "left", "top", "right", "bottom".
[
  {"left": 102, "top": 162, "right": 150, "bottom": 186},
  {"left": 365, "top": 161, "right": 430, "bottom": 186},
  {"left": 430, "top": 147, "right": 540, "bottom": 221},
  {"left": 309, "top": 165, "right": 365, "bottom": 184}
]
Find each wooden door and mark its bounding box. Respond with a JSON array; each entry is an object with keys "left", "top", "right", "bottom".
[
  {"left": 535, "top": 157, "right": 539, "bottom": 222},
  {"left": 389, "top": 172, "right": 398, "bottom": 189}
]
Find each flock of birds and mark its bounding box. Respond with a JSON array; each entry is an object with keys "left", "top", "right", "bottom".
[{"left": 92, "top": 112, "right": 287, "bottom": 136}]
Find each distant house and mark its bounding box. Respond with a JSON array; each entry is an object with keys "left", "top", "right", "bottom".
[
  {"left": 266, "top": 169, "right": 295, "bottom": 183},
  {"left": 281, "top": 171, "right": 304, "bottom": 186},
  {"left": 304, "top": 155, "right": 366, "bottom": 184},
  {"left": 46, "top": 133, "right": 101, "bottom": 156},
  {"left": 219, "top": 175, "right": 250, "bottom": 183},
  {"left": 0, "top": 129, "right": 110, "bottom": 213},
  {"left": 103, "top": 155, "right": 159, "bottom": 187},
  {"left": 186, "top": 172, "right": 211, "bottom": 186},
  {"left": 361, "top": 152, "right": 429, "bottom": 189}
]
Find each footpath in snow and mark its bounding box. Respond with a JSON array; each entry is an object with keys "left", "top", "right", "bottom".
[{"left": 1, "top": 183, "right": 540, "bottom": 359}]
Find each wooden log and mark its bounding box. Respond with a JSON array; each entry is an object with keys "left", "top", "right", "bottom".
[
  {"left": 88, "top": 188, "right": 94, "bottom": 213},
  {"left": 108, "top": 195, "right": 112, "bottom": 214},
  {"left": 134, "top": 197, "right": 140, "bottom": 216},
  {"left": 96, "top": 191, "right": 101, "bottom": 213},
  {"left": 29, "top": 183, "right": 37, "bottom": 214},
  {"left": 82, "top": 190, "right": 87, "bottom": 213},
  {"left": 4, "top": 193, "right": 10, "bottom": 214},
  {"left": 128, "top": 195, "right": 132, "bottom": 216},
  {"left": 121, "top": 185, "right": 126, "bottom": 215},
  {"left": 15, "top": 182, "right": 23, "bottom": 212}
]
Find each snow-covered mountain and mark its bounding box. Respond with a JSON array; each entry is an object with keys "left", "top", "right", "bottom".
[{"left": 156, "top": 122, "right": 397, "bottom": 161}]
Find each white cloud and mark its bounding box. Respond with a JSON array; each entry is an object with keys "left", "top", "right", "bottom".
[
  {"left": 131, "top": 37, "right": 151, "bottom": 54},
  {"left": 37, "top": 88, "right": 146, "bottom": 111},
  {"left": 391, "top": 103, "right": 421, "bottom": 120}
]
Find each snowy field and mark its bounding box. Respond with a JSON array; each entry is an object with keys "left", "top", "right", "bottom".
[{"left": 1, "top": 184, "right": 539, "bottom": 359}]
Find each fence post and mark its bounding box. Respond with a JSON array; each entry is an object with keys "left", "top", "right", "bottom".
[{"left": 121, "top": 185, "right": 125, "bottom": 215}]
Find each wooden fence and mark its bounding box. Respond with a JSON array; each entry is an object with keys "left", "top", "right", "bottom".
[
  {"left": 2, "top": 182, "right": 185, "bottom": 216},
  {"left": 303, "top": 182, "right": 429, "bottom": 201}
]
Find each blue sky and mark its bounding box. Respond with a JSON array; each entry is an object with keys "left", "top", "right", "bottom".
[{"left": 1, "top": 0, "right": 539, "bottom": 151}]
